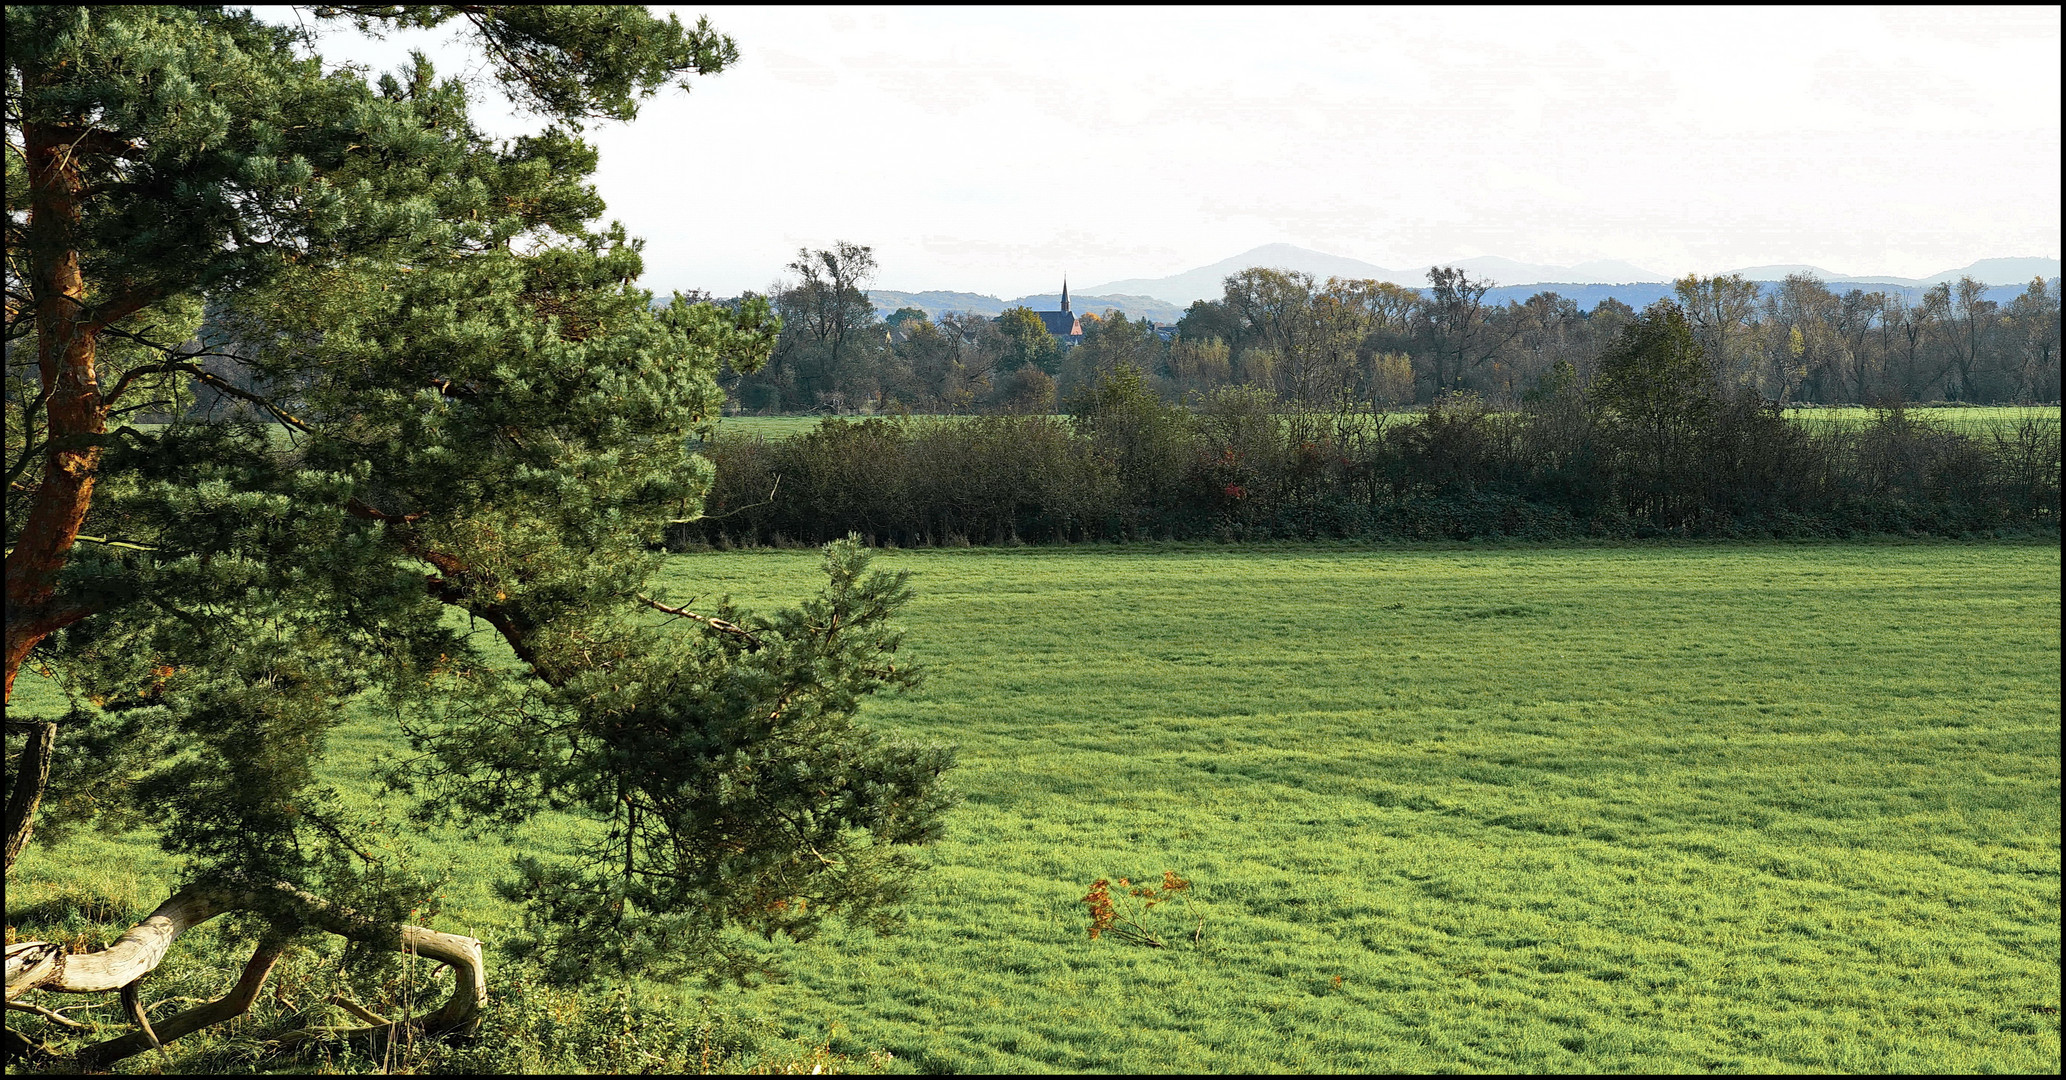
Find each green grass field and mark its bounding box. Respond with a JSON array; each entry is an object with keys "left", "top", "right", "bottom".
[
  {"left": 1781, "top": 405, "right": 2060, "bottom": 429},
  {"left": 711, "top": 406, "right": 2061, "bottom": 441},
  {"left": 8, "top": 541, "right": 2060, "bottom": 1073}
]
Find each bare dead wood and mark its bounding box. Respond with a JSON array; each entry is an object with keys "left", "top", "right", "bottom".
[
  {"left": 324, "top": 995, "right": 392, "bottom": 1026},
  {"left": 265, "top": 924, "right": 485, "bottom": 1060},
  {"left": 2, "top": 1025, "right": 54, "bottom": 1066},
  {"left": 690, "top": 473, "right": 782, "bottom": 522},
  {"left": 9, "top": 882, "right": 486, "bottom": 1070},
  {"left": 6, "top": 885, "right": 225, "bottom": 999},
  {"left": 4, "top": 942, "right": 67, "bottom": 1000},
  {"left": 118, "top": 976, "right": 168, "bottom": 1062},
  {"left": 4, "top": 997, "right": 92, "bottom": 1030},
  {"left": 70, "top": 941, "right": 284, "bottom": 1071},
  {"left": 637, "top": 594, "right": 764, "bottom": 649},
  {"left": 344, "top": 498, "right": 425, "bottom": 524}
]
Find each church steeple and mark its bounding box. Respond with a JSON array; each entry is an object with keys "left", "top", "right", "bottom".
[{"left": 1061, "top": 276, "right": 1070, "bottom": 314}]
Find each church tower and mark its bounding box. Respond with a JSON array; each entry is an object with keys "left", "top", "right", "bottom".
[{"left": 1033, "top": 275, "right": 1083, "bottom": 345}]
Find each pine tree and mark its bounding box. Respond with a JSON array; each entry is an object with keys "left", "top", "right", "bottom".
[{"left": 4, "top": 6, "right": 954, "bottom": 1066}]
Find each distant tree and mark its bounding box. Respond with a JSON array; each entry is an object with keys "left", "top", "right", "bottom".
[
  {"left": 1934, "top": 277, "right": 2000, "bottom": 401},
  {"left": 1175, "top": 297, "right": 1242, "bottom": 352},
  {"left": 2003, "top": 277, "right": 2063, "bottom": 401},
  {"left": 1369, "top": 351, "right": 1415, "bottom": 408},
  {"left": 1307, "top": 279, "right": 1386, "bottom": 423},
  {"left": 1221, "top": 268, "right": 1318, "bottom": 405},
  {"left": 1497, "top": 292, "right": 1586, "bottom": 405},
  {"left": 1591, "top": 301, "right": 1719, "bottom": 524},
  {"left": 1362, "top": 280, "right": 1422, "bottom": 337},
  {"left": 994, "top": 364, "right": 1058, "bottom": 414},
  {"left": 995, "top": 306, "right": 1061, "bottom": 374},
  {"left": 893, "top": 314, "right": 995, "bottom": 411},
  {"left": 1594, "top": 302, "right": 1714, "bottom": 425},
  {"left": 1881, "top": 290, "right": 1940, "bottom": 400},
  {"left": 940, "top": 311, "right": 1008, "bottom": 378},
  {"left": 1063, "top": 364, "right": 1192, "bottom": 526},
  {"left": 1417, "top": 266, "right": 1518, "bottom": 394},
  {"left": 1672, "top": 273, "right": 1761, "bottom": 394},
  {"left": 768, "top": 241, "right": 885, "bottom": 410},
  {"left": 1830, "top": 289, "right": 1889, "bottom": 403},
  {"left": 1756, "top": 274, "right": 1837, "bottom": 403},
  {"left": 1062, "top": 310, "right": 1165, "bottom": 404},
  {"left": 1581, "top": 297, "right": 1637, "bottom": 387},
  {"left": 1167, "top": 335, "right": 1233, "bottom": 400}
]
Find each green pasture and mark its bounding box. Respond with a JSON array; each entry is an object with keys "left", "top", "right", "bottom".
[
  {"left": 7, "top": 541, "right": 2060, "bottom": 1073},
  {"left": 713, "top": 414, "right": 917, "bottom": 439},
  {"left": 712, "top": 405, "right": 2061, "bottom": 440},
  {"left": 1781, "top": 405, "right": 2060, "bottom": 429}
]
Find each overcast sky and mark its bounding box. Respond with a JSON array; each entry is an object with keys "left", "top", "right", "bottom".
[{"left": 274, "top": 5, "right": 2061, "bottom": 298}]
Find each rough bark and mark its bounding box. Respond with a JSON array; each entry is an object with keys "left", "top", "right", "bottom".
[
  {"left": 6, "top": 881, "right": 485, "bottom": 1069},
  {"left": 5, "top": 122, "right": 107, "bottom": 704},
  {"left": 3, "top": 722, "right": 57, "bottom": 875}
]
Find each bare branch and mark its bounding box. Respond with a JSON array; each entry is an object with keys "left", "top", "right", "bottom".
[
  {"left": 70, "top": 941, "right": 286, "bottom": 1071},
  {"left": 4, "top": 998, "right": 93, "bottom": 1030},
  {"left": 119, "top": 977, "right": 170, "bottom": 1064},
  {"left": 635, "top": 594, "right": 763, "bottom": 649},
  {"left": 69, "top": 534, "right": 161, "bottom": 553},
  {"left": 686, "top": 474, "right": 781, "bottom": 523},
  {"left": 14, "top": 881, "right": 485, "bottom": 1071}
]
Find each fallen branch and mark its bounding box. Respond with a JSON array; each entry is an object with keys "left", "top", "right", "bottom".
[
  {"left": 69, "top": 941, "right": 285, "bottom": 1071},
  {"left": 4, "top": 997, "right": 93, "bottom": 1030},
  {"left": 6, "top": 881, "right": 486, "bottom": 1070},
  {"left": 119, "top": 976, "right": 169, "bottom": 1063},
  {"left": 324, "top": 994, "right": 393, "bottom": 1026}
]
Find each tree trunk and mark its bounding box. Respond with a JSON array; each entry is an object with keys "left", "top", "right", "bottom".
[
  {"left": 3, "top": 722, "right": 57, "bottom": 875},
  {"left": 4, "top": 122, "right": 107, "bottom": 704}
]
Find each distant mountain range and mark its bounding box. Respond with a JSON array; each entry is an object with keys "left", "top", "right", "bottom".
[
  {"left": 869, "top": 246, "right": 2058, "bottom": 325},
  {"left": 865, "top": 289, "right": 1186, "bottom": 324},
  {"left": 1078, "top": 244, "right": 2060, "bottom": 307}
]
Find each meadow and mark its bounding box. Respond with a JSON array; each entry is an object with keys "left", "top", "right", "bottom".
[
  {"left": 708, "top": 405, "right": 2062, "bottom": 441},
  {"left": 7, "top": 541, "right": 2060, "bottom": 1073},
  {"left": 1780, "top": 404, "right": 2061, "bottom": 429}
]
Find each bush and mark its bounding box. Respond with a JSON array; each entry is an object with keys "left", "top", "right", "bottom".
[{"left": 678, "top": 400, "right": 2058, "bottom": 548}]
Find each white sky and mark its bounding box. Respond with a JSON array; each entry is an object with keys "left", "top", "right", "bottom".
[{"left": 268, "top": 4, "right": 2061, "bottom": 298}]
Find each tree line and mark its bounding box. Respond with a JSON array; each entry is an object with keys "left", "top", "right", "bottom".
[
  {"left": 680, "top": 302, "right": 2060, "bottom": 548},
  {"left": 723, "top": 244, "right": 2061, "bottom": 414}
]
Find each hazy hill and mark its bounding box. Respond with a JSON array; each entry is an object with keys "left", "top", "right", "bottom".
[
  {"left": 866, "top": 289, "right": 1184, "bottom": 324},
  {"left": 1084, "top": 246, "right": 2059, "bottom": 306},
  {"left": 1446, "top": 256, "right": 1669, "bottom": 285},
  {"left": 1722, "top": 258, "right": 2060, "bottom": 287},
  {"left": 863, "top": 290, "right": 1003, "bottom": 317},
  {"left": 1935, "top": 257, "right": 2060, "bottom": 285},
  {"left": 1480, "top": 279, "right": 2046, "bottom": 311},
  {"left": 1085, "top": 244, "right": 1417, "bottom": 303},
  {"left": 1013, "top": 293, "right": 1186, "bottom": 323},
  {"left": 1084, "top": 245, "right": 1679, "bottom": 305},
  {"left": 860, "top": 252, "right": 2056, "bottom": 330}
]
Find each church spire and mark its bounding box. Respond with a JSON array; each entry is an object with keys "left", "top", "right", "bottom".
[{"left": 1061, "top": 276, "right": 1070, "bottom": 314}]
